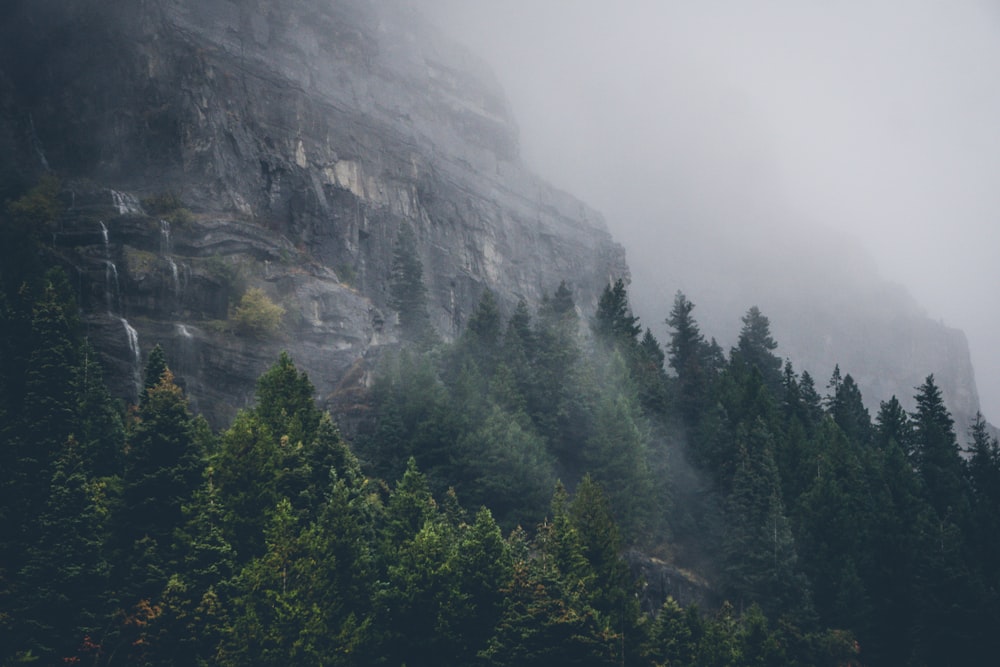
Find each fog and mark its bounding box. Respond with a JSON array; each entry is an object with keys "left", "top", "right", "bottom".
[{"left": 425, "top": 0, "right": 1000, "bottom": 422}]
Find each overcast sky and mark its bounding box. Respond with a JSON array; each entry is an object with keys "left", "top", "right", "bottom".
[{"left": 424, "top": 0, "right": 1000, "bottom": 421}]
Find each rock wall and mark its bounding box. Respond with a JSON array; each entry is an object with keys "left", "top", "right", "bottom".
[{"left": 0, "top": 0, "right": 627, "bottom": 425}]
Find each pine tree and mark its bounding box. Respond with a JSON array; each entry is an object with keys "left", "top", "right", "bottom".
[
  {"left": 454, "top": 507, "right": 513, "bottom": 662},
  {"left": 140, "top": 343, "right": 168, "bottom": 406},
  {"left": 582, "top": 354, "right": 653, "bottom": 537},
  {"left": 456, "top": 404, "right": 555, "bottom": 529},
  {"left": 253, "top": 351, "right": 322, "bottom": 448},
  {"left": 15, "top": 436, "right": 113, "bottom": 664},
  {"left": 731, "top": 305, "right": 783, "bottom": 396},
  {"left": 666, "top": 291, "right": 713, "bottom": 427},
  {"left": 911, "top": 375, "right": 969, "bottom": 521},
  {"left": 22, "top": 270, "right": 80, "bottom": 479},
  {"left": 389, "top": 222, "right": 436, "bottom": 346},
  {"left": 722, "top": 419, "right": 812, "bottom": 619},
  {"left": 214, "top": 409, "right": 282, "bottom": 561},
  {"left": 826, "top": 371, "right": 873, "bottom": 447},
  {"left": 120, "top": 368, "right": 204, "bottom": 600},
  {"left": 227, "top": 498, "right": 313, "bottom": 666},
  {"left": 592, "top": 278, "right": 640, "bottom": 346},
  {"left": 463, "top": 288, "right": 503, "bottom": 369},
  {"left": 73, "top": 340, "right": 125, "bottom": 478},
  {"left": 794, "top": 418, "right": 874, "bottom": 631},
  {"left": 569, "top": 475, "right": 643, "bottom": 657}
]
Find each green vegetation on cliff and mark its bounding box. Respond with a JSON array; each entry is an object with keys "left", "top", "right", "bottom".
[{"left": 2, "top": 208, "right": 999, "bottom": 665}]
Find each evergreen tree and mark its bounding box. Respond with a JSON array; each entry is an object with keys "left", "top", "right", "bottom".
[
  {"left": 454, "top": 507, "right": 513, "bottom": 662},
  {"left": 140, "top": 343, "right": 168, "bottom": 406},
  {"left": 73, "top": 340, "right": 125, "bottom": 478},
  {"left": 582, "top": 352, "right": 654, "bottom": 537},
  {"left": 215, "top": 410, "right": 283, "bottom": 561},
  {"left": 826, "top": 371, "right": 873, "bottom": 447},
  {"left": 592, "top": 278, "right": 640, "bottom": 346},
  {"left": 875, "top": 395, "right": 912, "bottom": 456},
  {"left": 798, "top": 370, "right": 825, "bottom": 428},
  {"left": 22, "top": 270, "right": 80, "bottom": 479},
  {"left": 731, "top": 306, "right": 783, "bottom": 396},
  {"left": 389, "top": 222, "right": 436, "bottom": 346},
  {"left": 635, "top": 327, "right": 669, "bottom": 412},
  {"left": 794, "top": 418, "right": 874, "bottom": 632},
  {"left": 253, "top": 351, "right": 322, "bottom": 448},
  {"left": 120, "top": 368, "right": 204, "bottom": 600},
  {"left": 486, "top": 486, "right": 620, "bottom": 667},
  {"left": 15, "top": 436, "right": 113, "bottom": 664},
  {"left": 667, "top": 291, "right": 713, "bottom": 427},
  {"left": 569, "top": 475, "right": 644, "bottom": 657},
  {"left": 645, "top": 597, "right": 698, "bottom": 667},
  {"left": 911, "top": 375, "right": 969, "bottom": 521},
  {"left": 463, "top": 288, "right": 503, "bottom": 370},
  {"left": 456, "top": 404, "right": 555, "bottom": 529},
  {"left": 542, "top": 280, "right": 576, "bottom": 320},
  {"left": 722, "top": 419, "right": 812, "bottom": 619},
  {"left": 227, "top": 498, "right": 315, "bottom": 666}
]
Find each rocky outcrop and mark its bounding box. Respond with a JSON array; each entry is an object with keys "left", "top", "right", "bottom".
[
  {"left": 626, "top": 550, "right": 718, "bottom": 615},
  {"left": 1, "top": 0, "right": 627, "bottom": 424}
]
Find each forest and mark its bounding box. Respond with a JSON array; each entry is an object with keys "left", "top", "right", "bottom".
[{"left": 3, "top": 185, "right": 1000, "bottom": 666}]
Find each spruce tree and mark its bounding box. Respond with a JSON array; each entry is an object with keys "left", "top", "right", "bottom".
[
  {"left": 120, "top": 369, "right": 203, "bottom": 600},
  {"left": 731, "top": 305, "right": 783, "bottom": 396},
  {"left": 911, "top": 375, "right": 969, "bottom": 520},
  {"left": 666, "top": 291, "right": 712, "bottom": 426},
  {"left": 389, "top": 222, "right": 435, "bottom": 346},
  {"left": 592, "top": 278, "right": 640, "bottom": 346}
]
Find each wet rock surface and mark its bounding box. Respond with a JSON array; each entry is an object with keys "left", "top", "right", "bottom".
[{"left": 1, "top": 0, "right": 627, "bottom": 425}]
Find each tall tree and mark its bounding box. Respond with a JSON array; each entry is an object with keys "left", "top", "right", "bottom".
[
  {"left": 15, "top": 436, "right": 113, "bottom": 664},
  {"left": 666, "top": 291, "right": 718, "bottom": 428},
  {"left": 22, "top": 270, "right": 80, "bottom": 476},
  {"left": 731, "top": 305, "right": 783, "bottom": 397},
  {"left": 875, "top": 395, "right": 912, "bottom": 456},
  {"left": 389, "top": 222, "right": 436, "bottom": 346},
  {"left": 722, "top": 419, "right": 812, "bottom": 619},
  {"left": 463, "top": 288, "right": 503, "bottom": 369},
  {"left": 253, "top": 351, "right": 322, "bottom": 448},
  {"left": 592, "top": 278, "right": 640, "bottom": 346},
  {"left": 826, "top": 370, "right": 873, "bottom": 448},
  {"left": 911, "top": 375, "right": 968, "bottom": 520},
  {"left": 120, "top": 369, "right": 204, "bottom": 599}
]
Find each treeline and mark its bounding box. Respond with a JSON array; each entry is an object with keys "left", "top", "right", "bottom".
[
  {"left": 0, "top": 267, "right": 853, "bottom": 665},
  {"left": 3, "top": 189, "right": 1000, "bottom": 665},
  {"left": 377, "top": 233, "right": 1000, "bottom": 666}
]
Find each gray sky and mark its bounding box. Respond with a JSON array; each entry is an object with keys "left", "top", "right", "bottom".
[{"left": 425, "top": 0, "right": 1000, "bottom": 421}]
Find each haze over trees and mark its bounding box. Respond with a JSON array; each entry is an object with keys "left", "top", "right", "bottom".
[{"left": 3, "top": 186, "right": 999, "bottom": 666}]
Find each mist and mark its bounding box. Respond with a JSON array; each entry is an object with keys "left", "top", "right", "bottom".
[{"left": 424, "top": 0, "right": 1000, "bottom": 422}]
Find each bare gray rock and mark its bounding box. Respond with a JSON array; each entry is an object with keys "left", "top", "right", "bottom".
[{"left": 1, "top": 0, "right": 627, "bottom": 425}]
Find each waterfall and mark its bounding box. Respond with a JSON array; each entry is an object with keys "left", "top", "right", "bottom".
[
  {"left": 167, "top": 257, "right": 180, "bottom": 296},
  {"left": 104, "top": 261, "right": 121, "bottom": 314},
  {"left": 111, "top": 189, "right": 143, "bottom": 216},
  {"left": 97, "top": 222, "right": 141, "bottom": 398},
  {"left": 175, "top": 323, "right": 198, "bottom": 377},
  {"left": 28, "top": 113, "right": 50, "bottom": 171},
  {"left": 159, "top": 219, "right": 172, "bottom": 254},
  {"left": 120, "top": 316, "right": 142, "bottom": 397}
]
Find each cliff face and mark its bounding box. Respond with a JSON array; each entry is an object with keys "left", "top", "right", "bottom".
[{"left": 0, "top": 0, "right": 627, "bottom": 425}]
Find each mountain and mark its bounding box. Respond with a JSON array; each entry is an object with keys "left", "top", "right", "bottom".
[
  {"left": 627, "top": 220, "right": 985, "bottom": 437},
  {"left": 0, "top": 0, "right": 626, "bottom": 426}
]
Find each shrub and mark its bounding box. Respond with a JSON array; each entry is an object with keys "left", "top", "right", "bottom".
[
  {"left": 231, "top": 287, "right": 285, "bottom": 337},
  {"left": 142, "top": 191, "right": 193, "bottom": 226}
]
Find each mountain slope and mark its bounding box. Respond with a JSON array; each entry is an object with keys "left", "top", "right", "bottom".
[{"left": 0, "top": 0, "right": 626, "bottom": 425}]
